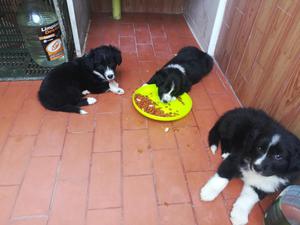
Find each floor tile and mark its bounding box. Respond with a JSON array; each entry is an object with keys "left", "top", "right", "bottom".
[
  {"left": 0, "top": 136, "right": 35, "bottom": 185},
  {"left": 203, "top": 67, "right": 228, "bottom": 94},
  {"left": 123, "top": 175, "right": 158, "bottom": 225},
  {"left": 47, "top": 179, "right": 88, "bottom": 225},
  {"left": 88, "top": 152, "right": 121, "bottom": 209},
  {"left": 193, "top": 108, "right": 219, "bottom": 146},
  {"left": 174, "top": 126, "right": 203, "bottom": 150},
  {"left": 33, "top": 114, "right": 68, "bottom": 156},
  {"left": 68, "top": 98, "right": 97, "bottom": 133},
  {"left": 99, "top": 93, "right": 123, "bottom": 110},
  {"left": 59, "top": 133, "right": 93, "bottom": 181},
  {"left": 87, "top": 208, "right": 121, "bottom": 225},
  {"left": 189, "top": 83, "right": 214, "bottom": 110},
  {"left": 179, "top": 145, "right": 211, "bottom": 172},
  {"left": 149, "top": 23, "right": 166, "bottom": 38},
  {"left": 94, "top": 113, "right": 121, "bottom": 152},
  {"left": 68, "top": 113, "right": 95, "bottom": 133},
  {"left": 152, "top": 150, "right": 190, "bottom": 204},
  {"left": 0, "top": 84, "right": 29, "bottom": 116},
  {"left": 0, "top": 186, "right": 19, "bottom": 225},
  {"left": 122, "top": 98, "right": 148, "bottom": 130},
  {"left": 137, "top": 44, "right": 155, "bottom": 61},
  {"left": 10, "top": 217, "right": 48, "bottom": 225},
  {"left": 122, "top": 129, "right": 152, "bottom": 176},
  {"left": 159, "top": 203, "right": 197, "bottom": 225},
  {"left": 210, "top": 93, "right": 240, "bottom": 116},
  {"left": 10, "top": 98, "right": 45, "bottom": 136},
  {"left": 171, "top": 111, "right": 197, "bottom": 127},
  {"left": 152, "top": 36, "right": 171, "bottom": 54},
  {"left": 148, "top": 120, "right": 177, "bottom": 150},
  {"left": 119, "top": 23, "right": 134, "bottom": 36},
  {"left": 120, "top": 36, "right": 137, "bottom": 53},
  {"left": 12, "top": 157, "right": 59, "bottom": 216},
  {"left": 0, "top": 115, "right": 14, "bottom": 150},
  {"left": 137, "top": 61, "right": 158, "bottom": 83},
  {"left": 135, "top": 23, "right": 151, "bottom": 44}
]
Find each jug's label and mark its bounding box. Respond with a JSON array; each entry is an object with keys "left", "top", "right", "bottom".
[{"left": 39, "top": 21, "right": 64, "bottom": 61}]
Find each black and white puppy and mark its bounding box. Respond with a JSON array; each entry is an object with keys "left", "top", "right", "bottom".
[
  {"left": 38, "top": 45, "right": 124, "bottom": 114},
  {"left": 200, "top": 108, "right": 300, "bottom": 225},
  {"left": 147, "top": 46, "right": 213, "bottom": 103}
]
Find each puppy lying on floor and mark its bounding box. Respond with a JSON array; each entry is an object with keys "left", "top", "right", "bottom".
[
  {"left": 201, "top": 108, "right": 300, "bottom": 225},
  {"left": 38, "top": 45, "right": 124, "bottom": 114},
  {"left": 147, "top": 46, "right": 213, "bottom": 103}
]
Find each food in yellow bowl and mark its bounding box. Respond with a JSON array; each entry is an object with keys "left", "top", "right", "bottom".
[{"left": 132, "top": 84, "right": 192, "bottom": 121}]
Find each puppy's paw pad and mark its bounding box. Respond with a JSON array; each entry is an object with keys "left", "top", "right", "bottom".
[
  {"left": 116, "top": 88, "right": 125, "bottom": 95},
  {"left": 79, "top": 109, "right": 88, "bottom": 115},
  {"left": 230, "top": 209, "right": 248, "bottom": 225},
  {"left": 200, "top": 185, "right": 218, "bottom": 201},
  {"left": 210, "top": 145, "right": 217, "bottom": 154},
  {"left": 87, "top": 97, "right": 97, "bottom": 105},
  {"left": 82, "top": 90, "right": 90, "bottom": 95}
]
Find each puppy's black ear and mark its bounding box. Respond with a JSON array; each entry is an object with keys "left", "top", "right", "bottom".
[
  {"left": 243, "top": 128, "right": 260, "bottom": 151},
  {"left": 148, "top": 71, "right": 164, "bottom": 87},
  {"left": 110, "top": 45, "right": 122, "bottom": 65},
  {"left": 288, "top": 144, "right": 300, "bottom": 172},
  {"left": 182, "top": 78, "right": 192, "bottom": 93},
  {"left": 83, "top": 49, "right": 95, "bottom": 70}
]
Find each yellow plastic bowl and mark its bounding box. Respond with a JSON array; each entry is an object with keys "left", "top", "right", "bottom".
[{"left": 132, "top": 84, "right": 192, "bottom": 121}]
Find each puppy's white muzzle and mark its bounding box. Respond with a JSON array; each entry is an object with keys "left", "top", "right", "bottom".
[{"left": 104, "top": 67, "right": 115, "bottom": 81}]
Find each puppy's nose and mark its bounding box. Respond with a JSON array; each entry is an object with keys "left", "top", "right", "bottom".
[
  {"left": 162, "top": 100, "right": 168, "bottom": 103},
  {"left": 107, "top": 74, "right": 114, "bottom": 79},
  {"left": 253, "top": 164, "right": 263, "bottom": 172}
]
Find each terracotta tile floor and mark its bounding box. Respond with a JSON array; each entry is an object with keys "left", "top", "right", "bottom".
[{"left": 0, "top": 13, "right": 274, "bottom": 225}]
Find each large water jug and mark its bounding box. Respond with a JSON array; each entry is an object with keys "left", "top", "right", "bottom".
[{"left": 17, "top": 0, "right": 66, "bottom": 67}]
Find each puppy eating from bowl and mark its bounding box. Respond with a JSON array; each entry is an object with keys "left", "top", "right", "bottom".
[
  {"left": 38, "top": 45, "right": 124, "bottom": 114},
  {"left": 146, "top": 46, "right": 213, "bottom": 103}
]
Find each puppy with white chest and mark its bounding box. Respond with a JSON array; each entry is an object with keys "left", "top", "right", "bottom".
[
  {"left": 200, "top": 108, "right": 300, "bottom": 225},
  {"left": 147, "top": 46, "right": 213, "bottom": 103},
  {"left": 38, "top": 45, "right": 124, "bottom": 114}
]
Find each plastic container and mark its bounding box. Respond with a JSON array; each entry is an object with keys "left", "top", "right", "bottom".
[
  {"left": 132, "top": 84, "right": 193, "bottom": 121},
  {"left": 17, "top": 0, "right": 65, "bottom": 67},
  {"left": 112, "top": 0, "right": 121, "bottom": 20},
  {"left": 264, "top": 185, "right": 300, "bottom": 225}
]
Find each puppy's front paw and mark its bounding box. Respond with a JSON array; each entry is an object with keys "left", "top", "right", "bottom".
[
  {"left": 210, "top": 145, "right": 217, "bottom": 154},
  {"left": 82, "top": 90, "right": 90, "bottom": 95},
  {"left": 142, "top": 83, "right": 148, "bottom": 87},
  {"left": 230, "top": 207, "right": 248, "bottom": 225},
  {"left": 200, "top": 174, "right": 229, "bottom": 201},
  {"left": 87, "top": 97, "right": 97, "bottom": 105},
  {"left": 200, "top": 184, "right": 219, "bottom": 201},
  {"left": 116, "top": 88, "right": 125, "bottom": 95}
]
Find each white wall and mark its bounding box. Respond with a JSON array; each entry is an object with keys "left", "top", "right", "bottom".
[
  {"left": 67, "top": 0, "right": 90, "bottom": 56},
  {"left": 184, "top": 0, "right": 220, "bottom": 53}
]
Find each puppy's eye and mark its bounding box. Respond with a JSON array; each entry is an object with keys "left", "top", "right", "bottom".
[
  {"left": 256, "top": 146, "right": 263, "bottom": 152},
  {"left": 273, "top": 154, "right": 282, "bottom": 160}
]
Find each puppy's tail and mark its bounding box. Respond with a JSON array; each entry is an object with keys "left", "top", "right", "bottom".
[
  {"left": 44, "top": 104, "right": 84, "bottom": 114},
  {"left": 208, "top": 120, "right": 220, "bottom": 154},
  {"left": 56, "top": 105, "right": 84, "bottom": 114}
]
